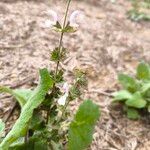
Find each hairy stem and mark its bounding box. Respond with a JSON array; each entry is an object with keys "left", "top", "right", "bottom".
[
  {"left": 46, "top": 0, "right": 72, "bottom": 124},
  {"left": 54, "top": 0, "right": 71, "bottom": 76}
]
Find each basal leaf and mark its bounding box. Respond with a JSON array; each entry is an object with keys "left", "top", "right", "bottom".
[
  {"left": 137, "top": 62, "right": 150, "bottom": 80},
  {"left": 113, "top": 90, "right": 132, "bottom": 102},
  {"left": 14, "top": 89, "right": 33, "bottom": 105},
  {"left": 0, "top": 68, "right": 54, "bottom": 149},
  {"left": 68, "top": 100, "right": 100, "bottom": 150},
  {"left": 118, "top": 74, "right": 138, "bottom": 92},
  {"left": 125, "top": 92, "right": 147, "bottom": 108},
  {"left": 0, "top": 86, "right": 27, "bottom": 108},
  {"left": 127, "top": 108, "right": 140, "bottom": 120}
]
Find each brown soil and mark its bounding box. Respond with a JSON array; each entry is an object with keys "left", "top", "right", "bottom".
[{"left": 0, "top": 0, "right": 150, "bottom": 149}]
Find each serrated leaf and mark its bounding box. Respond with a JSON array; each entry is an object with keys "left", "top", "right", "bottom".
[
  {"left": 0, "top": 68, "right": 54, "bottom": 149},
  {"left": 113, "top": 90, "right": 132, "bottom": 102},
  {"left": 118, "top": 74, "right": 138, "bottom": 92},
  {"left": 125, "top": 92, "right": 147, "bottom": 108},
  {"left": 68, "top": 100, "right": 100, "bottom": 150},
  {"left": 137, "top": 62, "right": 150, "bottom": 80},
  {"left": 127, "top": 108, "right": 140, "bottom": 120}
]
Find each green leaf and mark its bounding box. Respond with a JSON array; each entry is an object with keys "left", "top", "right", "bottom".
[
  {"left": 113, "top": 90, "right": 132, "bottom": 102},
  {"left": 0, "top": 68, "right": 54, "bottom": 149},
  {"left": 137, "top": 62, "right": 150, "bottom": 80},
  {"left": 0, "top": 119, "right": 5, "bottom": 138},
  {"left": 14, "top": 89, "right": 33, "bottom": 103},
  {"left": 118, "top": 74, "right": 138, "bottom": 92},
  {"left": 141, "top": 82, "right": 150, "bottom": 97},
  {"left": 127, "top": 108, "right": 140, "bottom": 120},
  {"left": 53, "top": 21, "right": 62, "bottom": 32},
  {"left": 125, "top": 92, "right": 147, "bottom": 108},
  {"left": 68, "top": 100, "right": 100, "bottom": 150},
  {"left": 0, "top": 86, "right": 28, "bottom": 108},
  {"left": 9, "top": 138, "right": 48, "bottom": 150}
]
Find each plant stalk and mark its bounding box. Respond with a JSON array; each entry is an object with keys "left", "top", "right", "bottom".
[{"left": 46, "top": 0, "right": 72, "bottom": 124}]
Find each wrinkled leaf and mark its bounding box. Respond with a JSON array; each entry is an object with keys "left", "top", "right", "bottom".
[
  {"left": 0, "top": 68, "right": 54, "bottom": 149},
  {"left": 68, "top": 100, "right": 100, "bottom": 150},
  {"left": 137, "top": 62, "right": 150, "bottom": 80},
  {"left": 125, "top": 92, "right": 147, "bottom": 108}
]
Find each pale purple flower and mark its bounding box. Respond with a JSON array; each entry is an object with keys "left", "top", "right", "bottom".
[
  {"left": 58, "top": 82, "right": 70, "bottom": 106},
  {"left": 62, "top": 82, "right": 70, "bottom": 93},
  {"left": 69, "top": 10, "right": 83, "bottom": 28},
  {"left": 42, "top": 10, "right": 58, "bottom": 28}
]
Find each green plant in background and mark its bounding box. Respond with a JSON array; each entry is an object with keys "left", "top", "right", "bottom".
[
  {"left": 128, "top": 0, "right": 150, "bottom": 21},
  {"left": 113, "top": 62, "right": 150, "bottom": 119},
  {"left": 0, "top": 0, "right": 100, "bottom": 149}
]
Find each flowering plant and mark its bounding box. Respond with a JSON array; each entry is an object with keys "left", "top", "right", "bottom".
[{"left": 0, "top": 0, "right": 100, "bottom": 149}]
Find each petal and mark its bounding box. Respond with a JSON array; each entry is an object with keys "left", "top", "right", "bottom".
[
  {"left": 47, "top": 10, "right": 58, "bottom": 23},
  {"left": 58, "top": 93, "right": 68, "bottom": 106},
  {"left": 63, "top": 82, "right": 70, "bottom": 93},
  {"left": 42, "top": 19, "right": 54, "bottom": 28},
  {"left": 69, "top": 10, "right": 83, "bottom": 27}
]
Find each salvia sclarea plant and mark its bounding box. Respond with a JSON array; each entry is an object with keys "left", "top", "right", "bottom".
[
  {"left": 0, "top": 0, "right": 100, "bottom": 149},
  {"left": 113, "top": 62, "right": 150, "bottom": 119}
]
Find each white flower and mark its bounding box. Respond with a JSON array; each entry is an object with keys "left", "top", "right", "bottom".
[
  {"left": 69, "top": 10, "right": 83, "bottom": 28},
  {"left": 58, "top": 82, "right": 70, "bottom": 106},
  {"left": 47, "top": 10, "right": 58, "bottom": 23},
  {"left": 58, "top": 93, "right": 68, "bottom": 106},
  {"left": 41, "top": 10, "right": 58, "bottom": 28}
]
